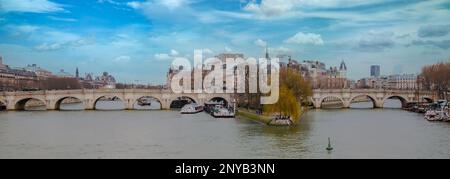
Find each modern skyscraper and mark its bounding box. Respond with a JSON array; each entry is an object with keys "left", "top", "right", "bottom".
[{"left": 371, "top": 65, "right": 381, "bottom": 77}]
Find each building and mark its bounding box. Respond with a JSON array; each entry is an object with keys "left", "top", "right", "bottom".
[
  {"left": 22, "top": 64, "right": 54, "bottom": 80},
  {"left": 356, "top": 76, "right": 389, "bottom": 89},
  {"left": 55, "top": 69, "right": 74, "bottom": 78},
  {"left": 298, "top": 60, "right": 348, "bottom": 89},
  {"left": 0, "top": 57, "right": 39, "bottom": 91},
  {"left": 387, "top": 74, "right": 417, "bottom": 90},
  {"left": 298, "top": 60, "right": 327, "bottom": 88},
  {"left": 96, "top": 72, "right": 117, "bottom": 89},
  {"left": 0, "top": 56, "right": 7, "bottom": 70},
  {"left": 79, "top": 72, "right": 117, "bottom": 89},
  {"left": 371, "top": 65, "right": 381, "bottom": 77}
]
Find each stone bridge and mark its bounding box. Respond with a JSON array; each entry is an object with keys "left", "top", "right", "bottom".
[
  {"left": 0, "top": 89, "right": 233, "bottom": 111},
  {"left": 311, "top": 89, "right": 437, "bottom": 109}
]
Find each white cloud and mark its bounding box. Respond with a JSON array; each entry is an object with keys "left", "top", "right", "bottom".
[
  {"left": 254, "top": 38, "right": 267, "bottom": 47},
  {"left": 202, "top": 48, "right": 214, "bottom": 55},
  {"left": 126, "top": 1, "right": 142, "bottom": 9},
  {"left": 0, "top": 0, "right": 64, "bottom": 13},
  {"left": 47, "top": 16, "right": 77, "bottom": 22},
  {"left": 270, "top": 46, "right": 291, "bottom": 54},
  {"left": 35, "top": 42, "right": 63, "bottom": 51},
  {"left": 170, "top": 49, "right": 179, "bottom": 56},
  {"left": 154, "top": 53, "right": 172, "bottom": 61},
  {"left": 285, "top": 32, "right": 324, "bottom": 45},
  {"left": 127, "top": 0, "right": 189, "bottom": 10},
  {"left": 225, "top": 46, "right": 233, "bottom": 52},
  {"left": 154, "top": 49, "right": 183, "bottom": 61},
  {"left": 159, "top": 0, "right": 187, "bottom": 10},
  {"left": 114, "top": 55, "right": 131, "bottom": 62},
  {"left": 14, "top": 25, "right": 39, "bottom": 33},
  {"left": 35, "top": 38, "right": 95, "bottom": 51},
  {"left": 242, "top": 0, "right": 385, "bottom": 18},
  {"left": 97, "top": 0, "right": 121, "bottom": 5},
  {"left": 357, "top": 31, "right": 395, "bottom": 51},
  {"left": 244, "top": 0, "right": 296, "bottom": 17}
]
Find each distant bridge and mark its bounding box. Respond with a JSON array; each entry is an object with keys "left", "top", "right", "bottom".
[
  {"left": 312, "top": 89, "right": 437, "bottom": 109},
  {"left": 0, "top": 89, "right": 232, "bottom": 111}
]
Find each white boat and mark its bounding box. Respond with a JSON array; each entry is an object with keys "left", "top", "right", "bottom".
[
  {"left": 425, "top": 101, "right": 449, "bottom": 122},
  {"left": 268, "top": 116, "right": 294, "bottom": 126},
  {"left": 180, "top": 103, "right": 204, "bottom": 114},
  {"left": 210, "top": 105, "right": 235, "bottom": 118}
]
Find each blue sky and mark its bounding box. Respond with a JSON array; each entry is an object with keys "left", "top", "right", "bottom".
[{"left": 1, "top": 0, "right": 450, "bottom": 84}]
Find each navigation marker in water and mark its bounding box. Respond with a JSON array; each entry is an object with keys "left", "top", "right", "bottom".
[{"left": 327, "top": 137, "right": 334, "bottom": 151}]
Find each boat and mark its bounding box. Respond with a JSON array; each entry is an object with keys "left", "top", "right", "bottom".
[
  {"left": 424, "top": 101, "right": 449, "bottom": 122},
  {"left": 137, "top": 98, "right": 152, "bottom": 106},
  {"left": 205, "top": 101, "right": 235, "bottom": 118},
  {"left": 180, "top": 103, "right": 204, "bottom": 114},
  {"left": 210, "top": 105, "right": 235, "bottom": 118},
  {"left": 267, "top": 116, "right": 294, "bottom": 126}
]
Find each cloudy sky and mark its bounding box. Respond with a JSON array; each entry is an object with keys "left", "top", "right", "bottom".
[{"left": 0, "top": 0, "right": 449, "bottom": 84}]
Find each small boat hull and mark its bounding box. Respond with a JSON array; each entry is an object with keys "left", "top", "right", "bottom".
[{"left": 181, "top": 110, "right": 204, "bottom": 114}]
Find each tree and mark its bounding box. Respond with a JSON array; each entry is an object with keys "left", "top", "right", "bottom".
[
  {"left": 280, "top": 68, "right": 313, "bottom": 103},
  {"left": 421, "top": 61, "right": 450, "bottom": 99},
  {"left": 264, "top": 85, "right": 302, "bottom": 122},
  {"left": 263, "top": 68, "right": 312, "bottom": 123}
]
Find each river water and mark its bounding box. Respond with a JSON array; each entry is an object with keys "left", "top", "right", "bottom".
[{"left": 0, "top": 100, "right": 449, "bottom": 159}]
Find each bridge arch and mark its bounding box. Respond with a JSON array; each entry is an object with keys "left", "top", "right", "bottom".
[
  {"left": 93, "top": 95, "right": 126, "bottom": 110},
  {"left": 169, "top": 96, "right": 198, "bottom": 109},
  {"left": 349, "top": 94, "right": 378, "bottom": 108},
  {"left": 208, "top": 97, "right": 229, "bottom": 106},
  {"left": 383, "top": 95, "right": 409, "bottom": 108},
  {"left": 54, "top": 96, "right": 84, "bottom": 110},
  {"left": 14, "top": 97, "right": 46, "bottom": 111},
  {"left": 133, "top": 96, "right": 162, "bottom": 110},
  {"left": 319, "top": 95, "right": 345, "bottom": 109},
  {"left": 0, "top": 99, "right": 6, "bottom": 111},
  {"left": 422, "top": 97, "right": 434, "bottom": 103}
]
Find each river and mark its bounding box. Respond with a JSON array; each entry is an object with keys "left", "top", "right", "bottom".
[{"left": 0, "top": 100, "right": 449, "bottom": 159}]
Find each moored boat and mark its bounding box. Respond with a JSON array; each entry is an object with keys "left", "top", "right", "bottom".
[
  {"left": 180, "top": 103, "right": 204, "bottom": 114},
  {"left": 211, "top": 105, "right": 235, "bottom": 118},
  {"left": 205, "top": 101, "right": 235, "bottom": 118},
  {"left": 267, "top": 116, "right": 294, "bottom": 126},
  {"left": 424, "top": 101, "right": 449, "bottom": 122}
]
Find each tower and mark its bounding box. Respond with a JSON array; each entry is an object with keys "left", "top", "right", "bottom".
[
  {"left": 76, "top": 67, "right": 79, "bottom": 78},
  {"left": 339, "top": 60, "right": 347, "bottom": 78},
  {"left": 371, "top": 65, "right": 380, "bottom": 77}
]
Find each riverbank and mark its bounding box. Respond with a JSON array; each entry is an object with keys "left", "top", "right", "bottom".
[{"left": 236, "top": 109, "right": 272, "bottom": 124}]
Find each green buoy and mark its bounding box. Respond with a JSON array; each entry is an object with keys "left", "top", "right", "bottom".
[{"left": 326, "top": 137, "right": 334, "bottom": 151}]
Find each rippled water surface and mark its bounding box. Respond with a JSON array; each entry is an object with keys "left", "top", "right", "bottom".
[{"left": 0, "top": 100, "right": 449, "bottom": 159}]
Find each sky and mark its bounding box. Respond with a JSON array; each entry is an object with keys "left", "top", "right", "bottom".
[{"left": 0, "top": 0, "right": 450, "bottom": 84}]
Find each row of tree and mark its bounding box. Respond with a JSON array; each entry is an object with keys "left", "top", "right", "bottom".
[{"left": 420, "top": 61, "right": 450, "bottom": 99}]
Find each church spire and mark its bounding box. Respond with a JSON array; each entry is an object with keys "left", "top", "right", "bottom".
[{"left": 265, "top": 45, "right": 270, "bottom": 60}]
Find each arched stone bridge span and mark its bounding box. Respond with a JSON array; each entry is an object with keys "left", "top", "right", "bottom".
[
  {"left": 312, "top": 89, "right": 437, "bottom": 109},
  {"left": 0, "top": 89, "right": 232, "bottom": 111}
]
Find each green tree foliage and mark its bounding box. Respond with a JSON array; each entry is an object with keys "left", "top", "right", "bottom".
[
  {"left": 280, "top": 68, "right": 313, "bottom": 103},
  {"left": 263, "top": 68, "right": 312, "bottom": 122},
  {"left": 264, "top": 85, "right": 302, "bottom": 121}
]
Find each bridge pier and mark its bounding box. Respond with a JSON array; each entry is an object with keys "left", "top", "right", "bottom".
[{"left": 125, "top": 99, "right": 135, "bottom": 110}]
